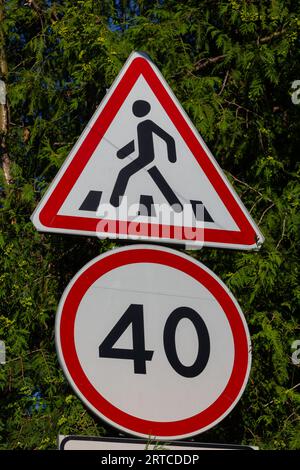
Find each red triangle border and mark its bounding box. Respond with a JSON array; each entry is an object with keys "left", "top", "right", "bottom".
[{"left": 39, "top": 56, "right": 258, "bottom": 248}]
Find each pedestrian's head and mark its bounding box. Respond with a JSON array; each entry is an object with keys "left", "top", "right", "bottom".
[{"left": 132, "top": 100, "right": 151, "bottom": 117}]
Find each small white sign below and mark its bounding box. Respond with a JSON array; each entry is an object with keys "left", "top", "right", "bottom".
[{"left": 58, "top": 435, "right": 256, "bottom": 451}]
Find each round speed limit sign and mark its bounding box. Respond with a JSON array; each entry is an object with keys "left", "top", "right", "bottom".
[{"left": 56, "top": 245, "right": 251, "bottom": 439}]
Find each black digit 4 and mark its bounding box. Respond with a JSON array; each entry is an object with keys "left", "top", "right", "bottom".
[{"left": 98, "top": 304, "right": 154, "bottom": 374}]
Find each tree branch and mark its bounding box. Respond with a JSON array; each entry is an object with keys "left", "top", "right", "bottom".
[
  {"left": 25, "top": 0, "right": 44, "bottom": 28},
  {"left": 25, "top": 1, "right": 59, "bottom": 29},
  {"left": 218, "top": 69, "right": 229, "bottom": 95},
  {"left": 0, "top": 0, "right": 13, "bottom": 184},
  {"left": 259, "top": 29, "right": 286, "bottom": 44},
  {"left": 194, "top": 54, "right": 226, "bottom": 71},
  {"left": 194, "top": 30, "right": 286, "bottom": 72},
  {"left": 263, "top": 383, "right": 300, "bottom": 408},
  {"left": 25, "top": 0, "right": 42, "bottom": 14},
  {"left": 276, "top": 215, "right": 286, "bottom": 249},
  {"left": 226, "top": 171, "right": 272, "bottom": 202},
  {"left": 258, "top": 202, "right": 275, "bottom": 225},
  {"left": 223, "top": 98, "right": 262, "bottom": 118}
]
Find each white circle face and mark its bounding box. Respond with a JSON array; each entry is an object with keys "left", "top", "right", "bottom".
[
  {"left": 56, "top": 245, "right": 251, "bottom": 439},
  {"left": 75, "top": 263, "right": 234, "bottom": 421}
]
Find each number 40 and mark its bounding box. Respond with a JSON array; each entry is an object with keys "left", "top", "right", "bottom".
[{"left": 99, "top": 304, "right": 210, "bottom": 378}]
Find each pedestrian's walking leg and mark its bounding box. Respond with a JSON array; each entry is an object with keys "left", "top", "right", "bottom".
[
  {"left": 110, "top": 160, "right": 144, "bottom": 207},
  {"left": 148, "top": 166, "right": 183, "bottom": 212}
]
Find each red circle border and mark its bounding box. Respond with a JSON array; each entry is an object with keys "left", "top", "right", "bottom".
[{"left": 58, "top": 248, "right": 250, "bottom": 437}]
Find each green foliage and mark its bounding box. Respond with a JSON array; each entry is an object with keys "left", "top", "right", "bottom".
[{"left": 0, "top": 0, "right": 299, "bottom": 449}]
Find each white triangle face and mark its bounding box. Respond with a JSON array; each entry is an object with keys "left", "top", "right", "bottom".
[
  {"left": 31, "top": 52, "right": 264, "bottom": 250},
  {"left": 59, "top": 75, "right": 237, "bottom": 231}
]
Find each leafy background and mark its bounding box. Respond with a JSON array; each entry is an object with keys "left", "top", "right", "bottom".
[{"left": 0, "top": 0, "right": 299, "bottom": 449}]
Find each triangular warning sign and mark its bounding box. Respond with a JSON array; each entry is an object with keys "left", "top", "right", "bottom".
[{"left": 31, "top": 52, "right": 264, "bottom": 250}]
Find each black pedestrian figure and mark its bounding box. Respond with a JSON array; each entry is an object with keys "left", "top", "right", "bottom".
[{"left": 110, "top": 100, "right": 183, "bottom": 212}]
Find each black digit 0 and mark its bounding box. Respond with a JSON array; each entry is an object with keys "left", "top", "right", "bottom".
[{"left": 163, "top": 306, "right": 210, "bottom": 377}]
